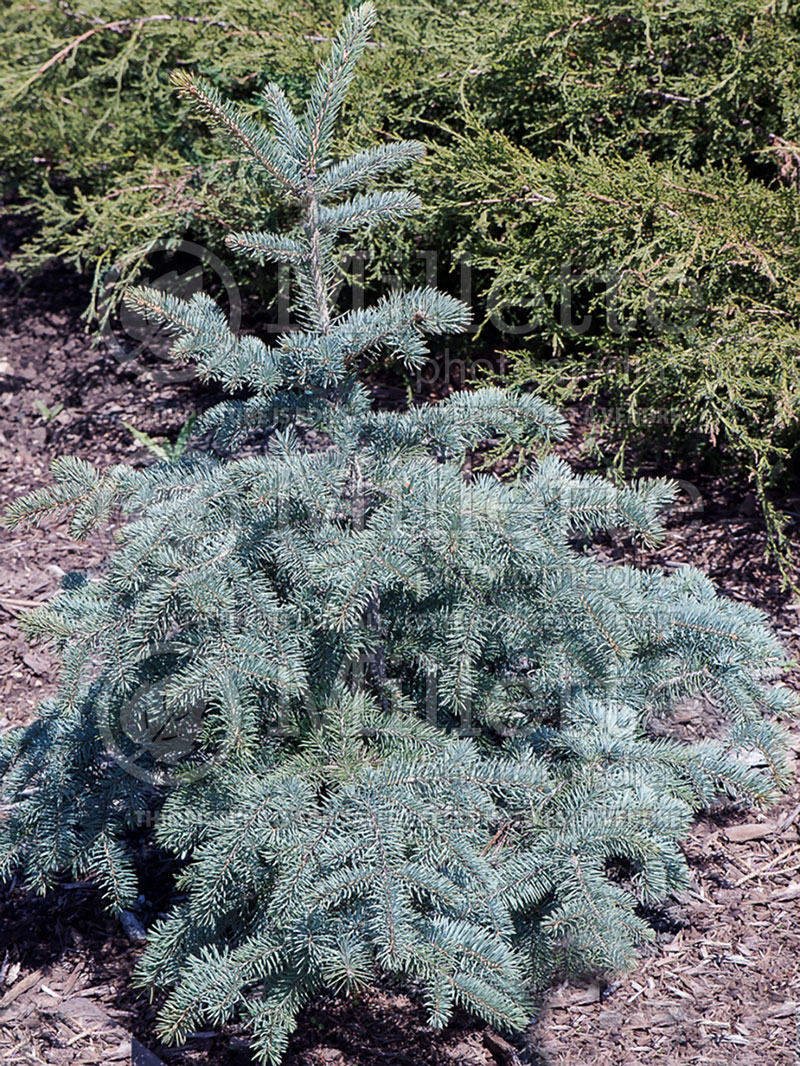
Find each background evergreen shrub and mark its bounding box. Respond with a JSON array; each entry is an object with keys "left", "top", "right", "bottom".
[
  {"left": 1, "top": 6, "right": 795, "bottom": 1062},
  {"left": 2, "top": 1, "right": 799, "bottom": 558}
]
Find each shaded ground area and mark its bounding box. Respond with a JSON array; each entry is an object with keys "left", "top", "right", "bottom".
[{"left": 0, "top": 255, "right": 798, "bottom": 1065}]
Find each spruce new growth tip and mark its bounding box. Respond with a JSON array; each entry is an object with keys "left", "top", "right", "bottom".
[{"left": 0, "top": 4, "right": 794, "bottom": 1062}]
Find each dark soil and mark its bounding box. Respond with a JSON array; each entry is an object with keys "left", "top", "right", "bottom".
[{"left": 1, "top": 251, "right": 799, "bottom": 1066}]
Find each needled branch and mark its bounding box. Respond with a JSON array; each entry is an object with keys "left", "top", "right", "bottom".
[{"left": 303, "top": 189, "right": 332, "bottom": 333}]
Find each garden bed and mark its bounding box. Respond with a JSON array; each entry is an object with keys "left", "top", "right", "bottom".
[{"left": 1, "top": 257, "right": 798, "bottom": 1066}]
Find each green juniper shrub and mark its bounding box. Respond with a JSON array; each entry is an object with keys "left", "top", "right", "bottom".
[
  {"left": 4, "top": 0, "right": 800, "bottom": 555},
  {"left": 364, "top": 0, "right": 800, "bottom": 567},
  {"left": 0, "top": 0, "right": 491, "bottom": 324},
  {"left": 0, "top": 6, "right": 795, "bottom": 1063},
  {"left": 415, "top": 127, "right": 800, "bottom": 568},
  {"left": 9, "top": 0, "right": 799, "bottom": 304},
  {"left": 0, "top": 0, "right": 325, "bottom": 323},
  {"left": 470, "top": 0, "right": 800, "bottom": 168}
]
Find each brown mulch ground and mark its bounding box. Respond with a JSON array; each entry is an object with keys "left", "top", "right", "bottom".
[{"left": 0, "top": 254, "right": 799, "bottom": 1065}]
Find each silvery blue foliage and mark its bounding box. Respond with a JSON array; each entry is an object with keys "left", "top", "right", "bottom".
[{"left": 0, "top": 5, "right": 793, "bottom": 1063}]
